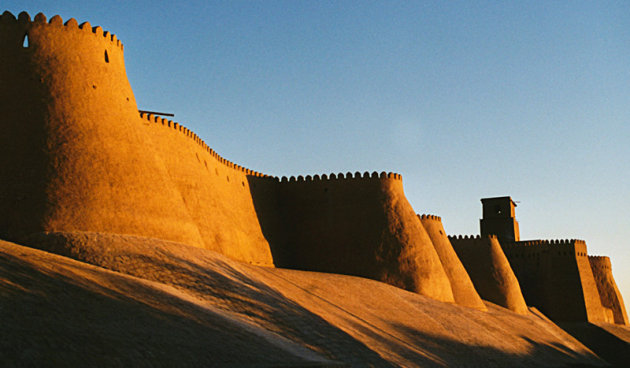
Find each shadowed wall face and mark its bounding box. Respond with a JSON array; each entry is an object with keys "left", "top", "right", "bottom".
[
  {"left": 450, "top": 236, "right": 528, "bottom": 314},
  {"left": 503, "top": 240, "right": 607, "bottom": 323},
  {"left": 420, "top": 215, "right": 486, "bottom": 311},
  {"left": 251, "top": 174, "right": 454, "bottom": 303},
  {"left": 0, "top": 12, "right": 50, "bottom": 239}
]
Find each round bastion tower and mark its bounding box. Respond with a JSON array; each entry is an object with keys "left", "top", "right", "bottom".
[{"left": 0, "top": 12, "right": 204, "bottom": 246}]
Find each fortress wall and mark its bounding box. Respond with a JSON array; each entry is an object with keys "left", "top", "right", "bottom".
[
  {"left": 573, "top": 242, "right": 608, "bottom": 323},
  {"left": 419, "top": 215, "right": 486, "bottom": 310},
  {"left": 449, "top": 235, "right": 528, "bottom": 314},
  {"left": 0, "top": 12, "right": 203, "bottom": 246},
  {"left": 501, "top": 241, "right": 548, "bottom": 312},
  {"left": 140, "top": 113, "right": 274, "bottom": 266},
  {"left": 502, "top": 240, "right": 606, "bottom": 323},
  {"left": 589, "top": 256, "right": 629, "bottom": 325},
  {"left": 252, "top": 173, "right": 454, "bottom": 302},
  {"left": 0, "top": 11, "right": 463, "bottom": 275}
]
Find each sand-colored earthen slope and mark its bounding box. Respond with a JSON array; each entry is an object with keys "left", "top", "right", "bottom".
[{"left": 1, "top": 236, "right": 610, "bottom": 367}]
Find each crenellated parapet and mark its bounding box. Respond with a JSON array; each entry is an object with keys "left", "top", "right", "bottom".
[
  {"left": 1, "top": 11, "right": 123, "bottom": 51},
  {"left": 448, "top": 235, "right": 483, "bottom": 241},
  {"left": 447, "top": 236, "right": 591, "bottom": 259},
  {"left": 139, "top": 110, "right": 401, "bottom": 184},
  {"left": 138, "top": 112, "right": 273, "bottom": 179},
  {"left": 278, "top": 171, "right": 402, "bottom": 183},
  {"left": 500, "top": 239, "right": 589, "bottom": 258},
  {"left": 588, "top": 255, "right": 611, "bottom": 268},
  {"left": 419, "top": 214, "right": 442, "bottom": 222}
]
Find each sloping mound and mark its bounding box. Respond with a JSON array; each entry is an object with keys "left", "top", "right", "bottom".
[
  {"left": 3, "top": 234, "right": 607, "bottom": 367},
  {"left": 0, "top": 240, "right": 335, "bottom": 367}
]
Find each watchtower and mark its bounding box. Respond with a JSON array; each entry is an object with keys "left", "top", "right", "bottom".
[{"left": 480, "top": 196, "right": 520, "bottom": 242}]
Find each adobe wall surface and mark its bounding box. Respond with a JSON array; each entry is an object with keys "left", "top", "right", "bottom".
[
  {"left": 0, "top": 12, "right": 204, "bottom": 248},
  {"left": 250, "top": 173, "right": 455, "bottom": 303},
  {"left": 589, "top": 256, "right": 629, "bottom": 325},
  {"left": 140, "top": 113, "right": 274, "bottom": 266},
  {"left": 502, "top": 240, "right": 607, "bottom": 323},
  {"left": 449, "top": 235, "right": 528, "bottom": 314},
  {"left": 419, "top": 215, "right": 486, "bottom": 310}
]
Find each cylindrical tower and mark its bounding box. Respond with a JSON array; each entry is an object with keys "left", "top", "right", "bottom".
[{"left": 0, "top": 11, "right": 203, "bottom": 246}]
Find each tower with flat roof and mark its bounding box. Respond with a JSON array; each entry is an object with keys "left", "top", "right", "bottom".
[{"left": 480, "top": 196, "right": 520, "bottom": 242}]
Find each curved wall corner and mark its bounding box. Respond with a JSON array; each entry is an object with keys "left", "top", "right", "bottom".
[
  {"left": 420, "top": 215, "right": 486, "bottom": 311},
  {"left": 450, "top": 235, "right": 528, "bottom": 314},
  {"left": 256, "top": 174, "right": 454, "bottom": 303},
  {"left": 589, "top": 256, "right": 629, "bottom": 325},
  {"left": 0, "top": 12, "right": 204, "bottom": 247}
]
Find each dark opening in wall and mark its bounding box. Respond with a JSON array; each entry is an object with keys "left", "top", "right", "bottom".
[
  {"left": 104, "top": 50, "right": 109, "bottom": 63},
  {"left": 22, "top": 33, "right": 29, "bottom": 48},
  {"left": 494, "top": 205, "right": 502, "bottom": 215}
]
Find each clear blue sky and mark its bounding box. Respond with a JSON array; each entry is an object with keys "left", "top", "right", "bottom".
[{"left": 7, "top": 1, "right": 630, "bottom": 306}]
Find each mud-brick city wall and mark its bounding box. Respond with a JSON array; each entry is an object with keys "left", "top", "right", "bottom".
[
  {"left": 249, "top": 173, "right": 454, "bottom": 303},
  {"left": 502, "top": 240, "right": 606, "bottom": 323},
  {"left": 419, "top": 215, "right": 486, "bottom": 311},
  {"left": 449, "top": 235, "right": 528, "bottom": 314},
  {"left": 0, "top": 12, "right": 202, "bottom": 247},
  {"left": 588, "top": 255, "right": 629, "bottom": 324},
  {"left": 141, "top": 113, "right": 274, "bottom": 266}
]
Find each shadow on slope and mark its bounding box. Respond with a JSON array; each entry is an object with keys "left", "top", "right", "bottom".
[
  {"left": 559, "top": 322, "right": 630, "bottom": 367},
  {"left": 12, "top": 233, "right": 609, "bottom": 367},
  {"left": 4, "top": 237, "right": 391, "bottom": 366},
  {"left": 0, "top": 242, "right": 342, "bottom": 367},
  {"left": 387, "top": 323, "right": 605, "bottom": 368}
]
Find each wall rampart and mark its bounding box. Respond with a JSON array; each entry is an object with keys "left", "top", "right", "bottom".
[
  {"left": 9, "top": 10, "right": 606, "bottom": 309},
  {"left": 1, "top": 10, "right": 455, "bottom": 283},
  {"left": 139, "top": 112, "right": 272, "bottom": 179},
  {"left": 494, "top": 238, "right": 606, "bottom": 323},
  {"left": 0, "top": 11, "right": 204, "bottom": 248},
  {"left": 420, "top": 215, "right": 486, "bottom": 310},
  {"left": 139, "top": 112, "right": 274, "bottom": 265},
  {"left": 448, "top": 235, "right": 528, "bottom": 314},
  {"left": 588, "top": 255, "right": 629, "bottom": 325},
  {"left": 501, "top": 239, "right": 588, "bottom": 257},
  {"left": 249, "top": 174, "right": 455, "bottom": 302}
]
